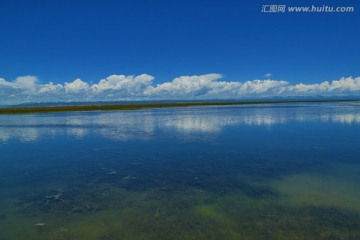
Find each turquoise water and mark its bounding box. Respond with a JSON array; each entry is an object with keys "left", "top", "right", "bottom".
[{"left": 1, "top": 102, "right": 360, "bottom": 239}]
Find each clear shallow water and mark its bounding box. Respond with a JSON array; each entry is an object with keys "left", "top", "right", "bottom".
[{"left": 1, "top": 102, "right": 360, "bottom": 240}]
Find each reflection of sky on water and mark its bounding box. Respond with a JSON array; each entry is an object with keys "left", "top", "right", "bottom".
[{"left": 0, "top": 102, "right": 359, "bottom": 142}]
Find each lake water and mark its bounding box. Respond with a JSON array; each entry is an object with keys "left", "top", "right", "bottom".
[{"left": 1, "top": 102, "right": 360, "bottom": 240}]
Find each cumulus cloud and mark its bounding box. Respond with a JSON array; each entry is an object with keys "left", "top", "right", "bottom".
[
  {"left": 65, "top": 78, "right": 89, "bottom": 93},
  {"left": 0, "top": 76, "right": 37, "bottom": 90},
  {"left": 289, "top": 77, "right": 360, "bottom": 94},
  {"left": 145, "top": 74, "right": 222, "bottom": 97},
  {"left": 91, "top": 74, "right": 154, "bottom": 96},
  {"left": 145, "top": 74, "right": 289, "bottom": 98},
  {"left": 0, "top": 76, "right": 40, "bottom": 103},
  {"left": 0, "top": 74, "right": 359, "bottom": 105},
  {"left": 39, "top": 82, "right": 63, "bottom": 93},
  {"left": 14, "top": 76, "right": 38, "bottom": 90}
]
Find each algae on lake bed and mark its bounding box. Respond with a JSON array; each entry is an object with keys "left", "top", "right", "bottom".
[
  {"left": 3, "top": 153, "right": 360, "bottom": 240},
  {"left": 2, "top": 182, "right": 360, "bottom": 240}
]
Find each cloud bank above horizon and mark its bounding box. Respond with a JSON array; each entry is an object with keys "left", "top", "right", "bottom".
[{"left": 1, "top": 74, "right": 359, "bottom": 105}]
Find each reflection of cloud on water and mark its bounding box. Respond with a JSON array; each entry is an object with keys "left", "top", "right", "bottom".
[
  {"left": 0, "top": 111, "right": 155, "bottom": 142},
  {"left": 0, "top": 128, "right": 39, "bottom": 143},
  {"left": 67, "top": 128, "right": 88, "bottom": 139},
  {"left": 242, "top": 115, "right": 287, "bottom": 126},
  {"left": 164, "top": 116, "right": 222, "bottom": 133},
  {"left": 95, "top": 112, "right": 155, "bottom": 141},
  {"left": 308, "top": 113, "right": 360, "bottom": 124},
  {"left": 297, "top": 110, "right": 360, "bottom": 125},
  {"left": 0, "top": 115, "right": 39, "bottom": 142},
  {"left": 164, "top": 112, "right": 288, "bottom": 133},
  {"left": 331, "top": 114, "right": 360, "bottom": 124},
  {"left": 65, "top": 117, "right": 89, "bottom": 138},
  {"left": 0, "top": 104, "right": 360, "bottom": 142}
]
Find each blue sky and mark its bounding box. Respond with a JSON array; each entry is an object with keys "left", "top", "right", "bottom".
[{"left": 0, "top": 0, "right": 359, "bottom": 104}]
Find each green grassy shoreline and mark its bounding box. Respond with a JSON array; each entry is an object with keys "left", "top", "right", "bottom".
[{"left": 0, "top": 99, "right": 357, "bottom": 114}]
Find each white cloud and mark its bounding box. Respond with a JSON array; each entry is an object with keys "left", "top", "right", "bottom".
[
  {"left": 64, "top": 78, "right": 89, "bottom": 93},
  {"left": 14, "top": 76, "right": 38, "bottom": 90},
  {"left": 91, "top": 74, "right": 154, "bottom": 96},
  {"left": 288, "top": 77, "right": 360, "bottom": 95},
  {"left": 145, "top": 74, "right": 222, "bottom": 97},
  {"left": 145, "top": 74, "right": 289, "bottom": 98},
  {"left": 0, "top": 74, "right": 359, "bottom": 105},
  {"left": 0, "top": 78, "right": 14, "bottom": 87},
  {"left": 241, "top": 79, "right": 288, "bottom": 94},
  {"left": 0, "top": 76, "right": 38, "bottom": 90},
  {"left": 39, "top": 82, "right": 63, "bottom": 93},
  {"left": 0, "top": 76, "right": 40, "bottom": 103}
]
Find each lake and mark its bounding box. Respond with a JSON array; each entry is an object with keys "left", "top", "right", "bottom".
[{"left": 1, "top": 101, "right": 360, "bottom": 240}]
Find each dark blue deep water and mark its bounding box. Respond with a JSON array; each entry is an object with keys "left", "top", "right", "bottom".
[{"left": 1, "top": 102, "right": 360, "bottom": 239}]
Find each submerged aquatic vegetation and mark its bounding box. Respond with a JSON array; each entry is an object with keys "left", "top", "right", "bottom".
[{"left": 9, "top": 165, "right": 360, "bottom": 240}]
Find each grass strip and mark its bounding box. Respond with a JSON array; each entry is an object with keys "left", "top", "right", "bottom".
[{"left": 0, "top": 99, "right": 357, "bottom": 115}]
